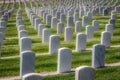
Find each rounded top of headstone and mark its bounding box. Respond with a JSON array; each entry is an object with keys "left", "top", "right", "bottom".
[
  {"left": 93, "top": 44, "right": 105, "bottom": 48},
  {"left": 20, "top": 36, "right": 30, "bottom": 40},
  {"left": 38, "top": 23, "right": 44, "bottom": 26},
  {"left": 23, "top": 73, "right": 42, "bottom": 77},
  {"left": 76, "top": 66, "right": 94, "bottom": 71},
  {"left": 18, "top": 25, "right": 25, "bottom": 27},
  {"left": 43, "top": 28, "right": 50, "bottom": 31},
  {"left": 21, "top": 50, "right": 34, "bottom": 54},
  {"left": 52, "top": 17, "right": 57, "bottom": 19},
  {"left": 50, "top": 35, "right": 60, "bottom": 38},
  {"left": 77, "top": 33, "right": 86, "bottom": 36},
  {"left": 65, "top": 27, "right": 72, "bottom": 29},
  {"left": 19, "top": 30, "right": 27, "bottom": 33},
  {"left": 83, "top": 15, "right": 88, "bottom": 18},
  {"left": 86, "top": 25, "right": 93, "bottom": 28},
  {"left": 106, "top": 24, "right": 113, "bottom": 27},
  {"left": 58, "top": 22, "right": 64, "bottom": 24},
  {"left": 23, "top": 73, "right": 43, "bottom": 80},
  {"left": 102, "top": 31, "right": 111, "bottom": 34},
  {"left": 59, "top": 47, "right": 71, "bottom": 51},
  {"left": 76, "top": 21, "right": 81, "bottom": 23}
]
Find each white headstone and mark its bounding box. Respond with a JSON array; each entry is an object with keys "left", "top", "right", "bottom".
[
  {"left": 76, "top": 33, "right": 87, "bottom": 51},
  {"left": 115, "top": 6, "right": 120, "bottom": 13},
  {"left": 0, "top": 32, "right": 4, "bottom": 46},
  {"left": 82, "top": 16, "right": 89, "bottom": 26},
  {"left": 38, "top": 24, "right": 45, "bottom": 36},
  {"left": 57, "top": 48, "right": 72, "bottom": 73},
  {"left": 23, "top": 73, "right": 43, "bottom": 80},
  {"left": 111, "top": 10, "right": 117, "bottom": 15},
  {"left": 49, "top": 35, "right": 60, "bottom": 54},
  {"left": 52, "top": 9, "right": 57, "bottom": 17},
  {"left": 75, "top": 21, "right": 82, "bottom": 33},
  {"left": 51, "top": 17, "right": 57, "bottom": 29},
  {"left": 42, "top": 28, "right": 51, "bottom": 43},
  {"left": 19, "top": 30, "right": 28, "bottom": 39},
  {"left": 0, "top": 27, "right": 6, "bottom": 38},
  {"left": 75, "top": 66, "right": 95, "bottom": 80},
  {"left": 35, "top": 18, "right": 41, "bottom": 30},
  {"left": 56, "top": 11, "right": 61, "bottom": 19},
  {"left": 31, "top": 15, "right": 36, "bottom": 26},
  {"left": 17, "top": 25, "right": 25, "bottom": 31},
  {"left": 86, "top": 25, "right": 94, "bottom": 39},
  {"left": 16, "top": 20, "right": 24, "bottom": 27},
  {"left": 101, "top": 31, "right": 111, "bottom": 48},
  {"left": 57, "top": 22, "right": 64, "bottom": 34},
  {"left": 111, "top": 14, "right": 116, "bottom": 20},
  {"left": 68, "top": 10, "right": 73, "bottom": 17},
  {"left": 92, "top": 20, "right": 99, "bottom": 31},
  {"left": 64, "top": 27, "right": 73, "bottom": 41},
  {"left": 20, "top": 37, "right": 31, "bottom": 52},
  {"left": 92, "top": 44, "right": 105, "bottom": 68},
  {"left": 0, "top": 20, "right": 7, "bottom": 27},
  {"left": 67, "top": 16, "right": 73, "bottom": 27},
  {"left": 105, "top": 24, "right": 113, "bottom": 36},
  {"left": 80, "top": 10, "right": 84, "bottom": 17},
  {"left": 74, "top": 12, "right": 79, "bottom": 22},
  {"left": 60, "top": 13, "right": 66, "bottom": 23},
  {"left": 87, "top": 12, "right": 92, "bottom": 21},
  {"left": 20, "top": 51, "right": 35, "bottom": 78},
  {"left": 43, "top": 12, "right": 48, "bottom": 20},
  {"left": 46, "top": 14, "right": 52, "bottom": 25}
]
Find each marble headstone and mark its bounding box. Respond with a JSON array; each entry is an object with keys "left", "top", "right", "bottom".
[
  {"left": 57, "top": 48, "right": 72, "bottom": 73},
  {"left": 38, "top": 24, "right": 45, "bottom": 36},
  {"left": 20, "top": 37, "right": 31, "bottom": 52},
  {"left": 101, "top": 31, "right": 111, "bottom": 48},
  {"left": 42, "top": 28, "right": 51, "bottom": 43},
  {"left": 76, "top": 33, "right": 87, "bottom": 51},
  {"left": 75, "top": 21, "right": 82, "bottom": 33},
  {"left": 86, "top": 25, "right": 94, "bottom": 39},
  {"left": 23, "top": 73, "right": 43, "bottom": 80},
  {"left": 20, "top": 51, "right": 35, "bottom": 78},
  {"left": 49, "top": 35, "right": 60, "bottom": 54},
  {"left": 64, "top": 27, "right": 73, "bottom": 41},
  {"left": 92, "top": 44, "right": 105, "bottom": 68},
  {"left": 75, "top": 66, "right": 95, "bottom": 80}
]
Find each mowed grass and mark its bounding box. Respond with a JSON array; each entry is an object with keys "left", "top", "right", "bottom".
[
  {"left": 1, "top": 2, "right": 120, "bottom": 57},
  {"left": 0, "top": 46, "right": 120, "bottom": 77},
  {"left": 0, "top": 1, "right": 120, "bottom": 79},
  {"left": 1, "top": 11, "right": 120, "bottom": 57},
  {"left": 44, "top": 66, "right": 120, "bottom": 80}
]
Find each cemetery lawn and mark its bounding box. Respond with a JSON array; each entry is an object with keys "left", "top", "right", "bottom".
[
  {"left": 1, "top": 11, "right": 120, "bottom": 57},
  {"left": 0, "top": 1, "right": 120, "bottom": 80},
  {"left": 0, "top": 47, "right": 120, "bottom": 77},
  {"left": 44, "top": 66, "right": 120, "bottom": 80}
]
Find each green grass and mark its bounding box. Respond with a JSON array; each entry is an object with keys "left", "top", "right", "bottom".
[
  {"left": 0, "top": 1, "right": 120, "bottom": 79},
  {"left": 0, "top": 46, "right": 120, "bottom": 77},
  {"left": 1, "top": 2, "right": 120, "bottom": 57},
  {"left": 44, "top": 66, "right": 120, "bottom": 80},
  {"left": 44, "top": 73, "right": 75, "bottom": 80}
]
